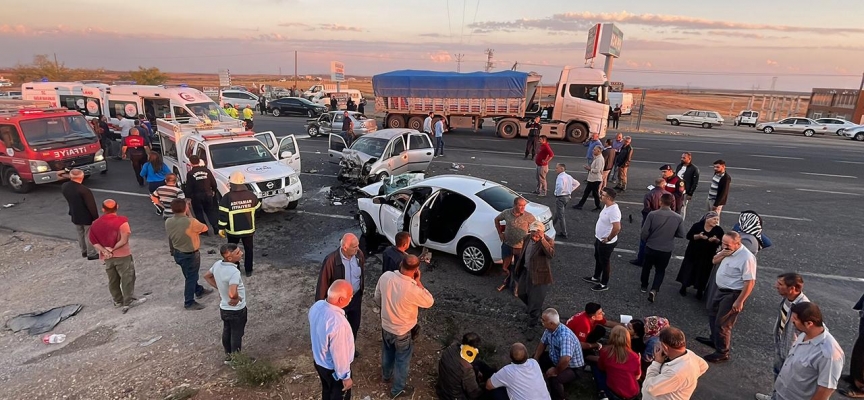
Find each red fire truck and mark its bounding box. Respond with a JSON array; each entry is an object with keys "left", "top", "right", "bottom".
[{"left": 0, "top": 100, "right": 106, "bottom": 193}]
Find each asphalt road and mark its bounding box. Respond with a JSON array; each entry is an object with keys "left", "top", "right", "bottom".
[{"left": 1, "top": 113, "right": 861, "bottom": 399}]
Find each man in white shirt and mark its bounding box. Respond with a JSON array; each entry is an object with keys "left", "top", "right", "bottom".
[
  {"left": 582, "top": 187, "right": 622, "bottom": 292},
  {"left": 423, "top": 112, "right": 433, "bottom": 135},
  {"left": 308, "top": 279, "right": 355, "bottom": 400},
  {"left": 116, "top": 114, "right": 135, "bottom": 138},
  {"left": 202, "top": 243, "right": 248, "bottom": 364},
  {"left": 434, "top": 116, "right": 446, "bottom": 157},
  {"left": 552, "top": 163, "right": 579, "bottom": 239},
  {"left": 642, "top": 327, "right": 709, "bottom": 400},
  {"left": 487, "top": 342, "right": 551, "bottom": 400},
  {"left": 374, "top": 255, "right": 435, "bottom": 398}
]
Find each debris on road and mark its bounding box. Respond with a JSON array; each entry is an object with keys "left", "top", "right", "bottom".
[
  {"left": 6, "top": 304, "right": 83, "bottom": 335},
  {"left": 450, "top": 163, "right": 465, "bottom": 171},
  {"left": 3, "top": 203, "right": 15, "bottom": 208},
  {"left": 139, "top": 336, "right": 162, "bottom": 347},
  {"left": 42, "top": 334, "right": 66, "bottom": 344},
  {"left": 305, "top": 169, "right": 318, "bottom": 174},
  {"left": 23, "top": 245, "right": 32, "bottom": 252}
]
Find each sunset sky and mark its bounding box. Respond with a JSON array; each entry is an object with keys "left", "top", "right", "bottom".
[{"left": 1, "top": 0, "right": 863, "bottom": 90}]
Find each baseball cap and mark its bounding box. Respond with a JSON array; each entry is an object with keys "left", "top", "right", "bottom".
[
  {"left": 528, "top": 221, "right": 545, "bottom": 232},
  {"left": 659, "top": 164, "right": 673, "bottom": 171}
]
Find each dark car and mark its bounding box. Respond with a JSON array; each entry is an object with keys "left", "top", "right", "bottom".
[{"left": 267, "top": 97, "right": 326, "bottom": 118}]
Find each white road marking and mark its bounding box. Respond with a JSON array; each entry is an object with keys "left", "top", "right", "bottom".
[
  {"left": 751, "top": 155, "right": 804, "bottom": 160},
  {"left": 433, "top": 161, "right": 536, "bottom": 170},
  {"left": 771, "top": 146, "right": 799, "bottom": 149},
  {"left": 293, "top": 210, "right": 355, "bottom": 220},
  {"left": 760, "top": 266, "right": 864, "bottom": 283},
  {"left": 300, "top": 172, "right": 338, "bottom": 178},
  {"left": 800, "top": 172, "right": 858, "bottom": 179},
  {"left": 836, "top": 160, "right": 864, "bottom": 165},
  {"left": 796, "top": 188, "right": 862, "bottom": 196},
  {"left": 673, "top": 150, "right": 721, "bottom": 154},
  {"left": 631, "top": 136, "right": 741, "bottom": 146},
  {"left": 556, "top": 241, "right": 636, "bottom": 254},
  {"left": 725, "top": 166, "right": 762, "bottom": 171},
  {"left": 90, "top": 188, "right": 149, "bottom": 198},
  {"left": 616, "top": 200, "right": 810, "bottom": 221}
]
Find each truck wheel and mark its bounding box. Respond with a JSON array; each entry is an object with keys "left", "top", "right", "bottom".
[
  {"left": 3, "top": 167, "right": 34, "bottom": 193},
  {"left": 407, "top": 116, "right": 424, "bottom": 131},
  {"left": 386, "top": 115, "right": 405, "bottom": 128},
  {"left": 496, "top": 120, "right": 519, "bottom": 139},
  {"left": 565, "top": 123, "right": 588, "bottom": 143}
]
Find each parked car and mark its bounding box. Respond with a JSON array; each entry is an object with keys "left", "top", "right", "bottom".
[
  {"left": 814, "top": 118, "right": 859, "bottom": 135},
  {"left": 221, "top": 89, "right": 259, "bottom": 111},
  {"left": 756, "top": 117, "right": 829, "bottom": 137},
  {"left": 665, "top": 110, "right": 724, "bottom": 128},
  {"left": 842, "top": 125, "right": 864, "bottom": 141},
  {"left": 305, "top": 111, "right": 377, "bottom": 137},
  {"left": 267, "top": 97, "right": 326, "bottom": 117},
  {"left": 733, "top": 110, "right": 760, "bottom": 127},
  {"left": 0, "top": 91, "right": 22, "bottom": 99},
  {"left": 357, "top": 175, "right": 556, "bottom": 274},
  {"left": 329, "top": 128, "right": 434, "bottom": 184}
]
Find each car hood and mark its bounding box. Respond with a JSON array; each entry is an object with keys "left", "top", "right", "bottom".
[
  {"left": 214, "top": 161, "right": 297, "bottom": 182},
  {"left": 525, "top": 203, "right": 553, "bottom": 223},
  {"left": 342, "top": 148, "right": 377, "bottom": 167}
]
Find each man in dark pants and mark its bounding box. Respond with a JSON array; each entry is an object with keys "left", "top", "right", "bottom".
[
  {"left": 61, "top": 169, "right": 100, "bottom": 260},
  {"left": 513, "top": 221, "right": 555, "bottom": 328},
  {"left": 258, "top": 94, "right": 267, "bottom": 116},
  {"left": 382, "top": 231, "right": 410, "bottom": 273},
  {"left": 534, "top": 308, "right": 584, "bottom": 400},
  {"left": 309, "top": 279, "right": 355, "bottom": 400},
  {"left": 525, "top": 115, "right": 541, "bottom": 159},
  {"left": 165, "top": 199, "right": 213, "bottom": 310},
  {"left": 611, "top": 104, "right": 621, "bottom": 129},
  {"left": 120, "top": 127, "right": 149, "bottom": 187},
  {"left": 583, "top": 188, "right": 622, "bottom": 292},
  {"left": 203, "top": 243, "right": 248, "bottom": 364},
  {"left": 630, "top": 177, "right": 667, "bottom": 266},
  {"left": 218, "top": 172, "right": 260, "bottom": 277},
  {"left": 639, "top": 193, "right": 686, "bottom": 303},
  {"left": 329, "top": 93, "right": 338, "bottom": 111},
  {"left": 696, "top": 231, "right": 757, "bottom": 363},
  {"left": 316, "top": 233, "right": 366, "bottom": 342},
  {"left": 184, "top": 155, "right": 220, "bottom": 233},
  {"left": 675, "top": 152, "right": 700, "bottom": 220}
]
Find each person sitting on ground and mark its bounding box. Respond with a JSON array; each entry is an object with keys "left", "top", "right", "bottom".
[
  {"left": 641, "top": 327, "right": 709, "bottom": 400},
  {"left": 534, "top": 308, "right": 584, "bottom": 400},
  {"left": 596, "top": 325, "right": 642, "bottom": 400},
  {"left": 626, "top": 319, "right": 647, "bottom": 360},
  {"left": 641, "top": 316, "right": 671, "bottom": 377},
  {"left": 565, "top": 302, "right": 621, "bottom": 356},
  {"left": 436, "top": 332, "right": 493, "bottom": 400},
  {"left": 487, "top": 342, "right": 550, "bottom": 400}
]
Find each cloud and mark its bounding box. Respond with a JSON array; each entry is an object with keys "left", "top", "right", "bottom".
[
  {"left": 624, "top": 60, "right": 654, "bottom": 69},
  {"left": 418, "top": 33, "right": 446, "bottom": 38},
  {"left": 278, "top": 22, "right": 312, "bottom": 29},
  {"left": 470, "top": 11, "right": 864, "bottom": 35},
  {"left": 704, "top": 31, "right": 791, "bottom": 40},
  {"left": 766, "top": 59, "right": 779, "bottom": 66},
  {"left": 429, "top": 51, "right": 452, "bottom": 63},
  {"left": 317, "top": 24, "right": 364, "bottom": 32}
]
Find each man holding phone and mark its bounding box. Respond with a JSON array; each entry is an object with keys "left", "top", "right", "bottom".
[{"left": 642, "top": 327, "right": 708, "bottom": 399}]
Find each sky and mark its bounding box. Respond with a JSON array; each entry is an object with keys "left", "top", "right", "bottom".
[{"left": 1, "top": 0, "right": 863, "bottom": 91}]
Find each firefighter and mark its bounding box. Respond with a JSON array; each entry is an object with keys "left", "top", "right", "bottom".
[{"left": 218, "top": 172, "right": 260, "bottom": 277}]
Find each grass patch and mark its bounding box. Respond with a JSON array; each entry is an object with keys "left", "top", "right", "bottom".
[{"left": 230, "top": 353, "right": 291, "bottom": 387}]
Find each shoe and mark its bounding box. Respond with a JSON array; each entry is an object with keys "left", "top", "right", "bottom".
[
  {"left": 695, "top": 336, "right": 717, "bottom": 349},
  {"left": 648, "top": 291, "right": 656, "bottom": 303},
  {"left": 703, "top": 352, "right": 730, "bottom": 363},
  {"left": 496, "top": 283, "right": 507, "bottom": 292},
  {"left": 245, "top": 270, "right": 253, "bottom": 277},
  {"left": 113, "top": 301, "right": 122, "bottom": 308},
  {"left": 87, "top": 254, "right": 100, "bottom": 260},
  {"left": 591, "top": 284, "right": 609, "bottom": 292},
  {"left": 640, "top": 286, "right": 648, "bottom": 293},
  {"left": 556, "top": 233, "right": 568, "bottom": 239},
  {"left": 196, "top": 287, "right": 214, "bottom": 298},
  {"left": 392, "top": 385, "right": 415, "bottom": 398},
  {"left": 582, "top": 276, "right": 600, "bottom": 284},
  {"left": 532, "top": 190, "right": 540, "bottom": 195},
  {"left": 185, "top": 302, "right": 206, "bottom": 310},
  {"left": 572, "top": 204, "right": 584, "bottom": 210},
  {"left": 755, "top": 394, "right": 772, "bottom": 400},
  {"left": 629, "top": 259, "right": 642, "bottom": 266},
  {"left": 598, "top": 390, "right": 609, "bottom": 400},
  {"left": 224, "top": 354, "right": 233, "bottom": 365},
  {"left": 81, "top": 252, "right": 87, "bottom": 258}
]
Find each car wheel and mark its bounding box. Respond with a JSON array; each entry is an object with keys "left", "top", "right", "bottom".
[
  {"left": 855, "top": 133, "right": 864, "bottom": 141},
  {"left": 565, "top": 123, "right": 589, "bottom": 143},
  {"left": 375, "top": 171, "right": 390, "bottom": 183},
  {"left": 670, "top": 119, "right": 680, "bottom": 126},
  {"left": 496, "top": 120, "right": 519, "bottom": 139},
  {"left": 358, "top": 211, "right": 376, "bottom": 237},
  {"left": 3, "top": 167, "right": 34, "bottom": 193},
  {"left": 836, "top": 129, "right": 844, "bottom": 136},
  {"left": 702, "top": 122, "right": 712, "bottom": 129},
  {"left": 307, "top": 126, "right": 319, "bottom": 137},
  {"left": 458, "top": 238, "right": 491, "bottom": 275},
  {"left": 307, "top": 109, "right": 314, "bottom": 118},
  {"left": 803, "top": 129, "right": 815, "bottom": 137},
  {"left": 285, "top": 200, "right": 298, "bottom": 210},
  {"left": 763, "top": 126, "right": 774, "bottom": 134},
  {"left": 272, "top": 109, "right": 281, "bottom": 117}
]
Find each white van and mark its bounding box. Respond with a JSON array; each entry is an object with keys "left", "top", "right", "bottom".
[
  {"left": 21, "top": 82, "right": 108, "bottom": 119},
  {"left": 733, "top": 110, "right": 760, "bottom": 127},
  {"left": 311, "top": 89, "right": 363, "bottom": 110},
  {"left": 608, "top": 92, "right": 633, "bottom": 115},
  {"left": 104, "top": 85, "right": 232, "bottom": 126}
]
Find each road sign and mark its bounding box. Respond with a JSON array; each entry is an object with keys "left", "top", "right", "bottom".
[
  {"left": 202, "top": 87, "right": 220, "bottom": 100},
  {"left": 330, "top": 61, "right": 345, "bottom": 82},
  {"left": 585, "top": 24, "right": 601, "bottom": 60},
  {"left": 610, "top": 82, "right": 624, "bottom": 92},
  {"left": 218, "top": 69, "right": 231, "bottom": 87},
  {"left": 599, "top": 24, "right": 624, "bottom": 58}
]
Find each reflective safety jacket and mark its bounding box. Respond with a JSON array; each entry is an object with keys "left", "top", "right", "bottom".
[
  {"left": 218, "top": 186, "right": 260, "bottom": 236},
  {"left": 225, "top": 107, "right": 239, "bottom": 118}
]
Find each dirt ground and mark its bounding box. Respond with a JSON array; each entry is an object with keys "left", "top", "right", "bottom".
[{"left": 0, "top": 229, "right": 483, "bottom": 400}]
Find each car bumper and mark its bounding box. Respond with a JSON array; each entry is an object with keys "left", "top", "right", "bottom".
[{"left": 32, "top": 161, "right": 107, "bottom": 184}]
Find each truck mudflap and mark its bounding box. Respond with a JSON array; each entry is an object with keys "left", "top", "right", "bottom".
[{"left": 31, "top": 161, "right": 107, "bottom": 184}]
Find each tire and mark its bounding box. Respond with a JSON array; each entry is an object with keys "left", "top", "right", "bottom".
[
  {"left": 358, "top": 211, "right": 376, "bottom": 237},
  {"left": 375, "top": 171, "right": 390, "bottom": 183},
  {"left": 458, "top": 238, "right": 492, "bottom": 275},
  {"left": 407, "top": 116, "right": 424, "bottom": 131},
  {"left": 3, "top": 167, "right": 34, "bottom": 193},
  {"left": 496, "top": 120, "right": 519, "bottom": 139},
  {"left": 307, "top": 126, "right": 319, "bottom": 137},
  {"left": 386, "top": 115, "right": 405, "bottom": 129},
  {"left": 306, "top": 109, "right": 314, "bottom": 118},
  {"left": 670, "top": 119, "right": 680, "bottom": 126},
  {"left": 803, "top": 129, "right": 815, "bottom": 137},
  {"left": 702, "top": 122, "right": 712, "bottom": 129},
  {"left": 836, "top": 129, "right": 844, "bottom": 136},
  {"left": 855, "top": 133, "right": 864, "bottom": 141},
  {"left": 272, "top": 109, "right": 281, "bottom": 117},
  {"left": 565, "top": 123, "right": 588, "bottom": 143},
  {"left": 285, "top": 200, "right": 298, "bottom": 210},
  {"left": 763, "top": 126, "right": 774, "bottom": 134},
  {"left": 173, "top": 168, "right": 182, "bottom": 186}
]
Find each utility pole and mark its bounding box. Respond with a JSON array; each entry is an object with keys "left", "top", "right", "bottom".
[
  {"left": 769, "top": 76, "right": 778, "bottom": 120},
  {"left": 294, "top": 51, "right": 298, "bottom": 91},
  {"left": 454, "top": 54, "right": 464, "bottom": 72},
  {"left": 511, "top": 61, "right": 519, "bottom": 71},
  {"left": 484, "top": 48, "right": 494, "bottom": 72},
  {"left": 53, "top": 53, "right": 59, "bottom": 69}
]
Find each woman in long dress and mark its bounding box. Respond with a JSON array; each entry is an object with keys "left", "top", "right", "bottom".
[{"left": 675, "top": 211, "right": 724, "bottom": 299}]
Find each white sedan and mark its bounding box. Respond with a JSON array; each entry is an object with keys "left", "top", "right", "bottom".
[
  {"left": 357, "top": 175, "right": 555, "bottom": 274},
  {"left": 815, "top": 118, "right": 860, "bottom": 136},
  {"left": 843, "top": 125, "right": 864, "bottom": 141}
]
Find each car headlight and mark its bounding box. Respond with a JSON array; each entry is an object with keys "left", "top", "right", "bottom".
[
  {"left": 93, "top": 149, "right": 105, "bottom": 162},
  {"left": 362, "top": 162, "right": 372, "bottom": 173},
  {"left": 289, "top": 174, "right": 300, "bottom": 186},
  {"left": 29, "top": 160, "right": 50, "bottom": 173}
]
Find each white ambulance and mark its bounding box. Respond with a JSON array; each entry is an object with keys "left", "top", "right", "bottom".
[
  {"left": 21, "top": 81, "right": 109, "bottom": 120},
  {"left": 156, "top": 118, "right": 303, "bottom": 211},
  {"left": 104, "top": 84, "right": 232, "bottom": 125}
]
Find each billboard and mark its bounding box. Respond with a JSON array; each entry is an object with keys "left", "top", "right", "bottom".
[
  {"left": 330, "top": 61, "right": 345, "bottom": 82},
  {"left": 218, "top": 69, "right": 231, "bottom": 87},
  {"left": 599, "top": 24, "right": 624, "bottom": 58},
  {"left": 609, "top": 82, "right": 624, "bottom": 92},
  {"left": 585, "top": 24, "right": 601, "bottom": 60}
]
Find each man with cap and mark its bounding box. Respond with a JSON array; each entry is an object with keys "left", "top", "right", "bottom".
[
  {"left": 660, "top": 164, "right": 686, "bottom": 212},
  {"left": 513, "top": 221, "right": 556, "bottom": 327},
  {"left": 218, "top": 172, "right": 260, "bottom": 277},
  {"left": 242, "top": 104, "right": 254, "bottom": 121},
  {"left": 184, "top": 154, "right": 220, "bottom": 233}
]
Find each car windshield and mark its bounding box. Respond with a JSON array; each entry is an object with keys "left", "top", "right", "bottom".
[
  {"left": 209, "top": 141, "right": 275, "bottom": 168},
  {"left": 349, "top": 137, "right": 388, "bottom": 158},
  {"left": 475, "top": 185, "right": 521, "bottom": 211},
  {"left": 186, "top": 101, "right": 231, "bottom": 121},
  {"left": 297, "top": 98, "right": 316, "bottom": 105},
  {"left": 19, "top": 115, "right": 98, "bottom": 150}
]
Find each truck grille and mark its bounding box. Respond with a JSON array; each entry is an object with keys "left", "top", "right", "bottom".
[
  {"left": 49, "top": 155, "right": 96, "bottom": 171},
  {"left": 255, "top": 179, "right": 283, "bottom": 192}
]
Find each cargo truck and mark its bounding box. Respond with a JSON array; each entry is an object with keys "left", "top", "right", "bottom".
[{"left": 372, "top": 67, "right": 609, "bottom": 142}]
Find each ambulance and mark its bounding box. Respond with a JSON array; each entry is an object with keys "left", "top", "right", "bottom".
[
  {"left": 21, "top": 81, "right": 109, "bottom": 120},
  {"left": 156, "top": 118, "right": 303, "bottom": 212},
  {"left": 104, "top": 84, "right": 232, "bottom": 125}
]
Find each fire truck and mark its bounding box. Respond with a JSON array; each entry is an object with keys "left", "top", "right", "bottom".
[{"left": 0, "top": 100, "right": 106, "bottom": 193}]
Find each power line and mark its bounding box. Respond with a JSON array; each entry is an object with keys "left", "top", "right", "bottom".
[
  {"left": 445, "top": 0, "right": 453, "bottom": 44},
  {"left": 467, "top": 0, "right": 480, "bottom": 44},
  {"left": 460, "top": 0, "right": 466, "bottom": 45}
]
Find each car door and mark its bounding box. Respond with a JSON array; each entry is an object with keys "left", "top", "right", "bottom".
[
  {"left": 680, "top": 111, "right": 696, "bottom": 124},
  {"left": 331, "top": 113, "right": 345, "bottom": 133},
  {"left": 406, "top": 133, "right": 434, "bottom": 172},
  {"left": 410, "top": 190, "right": 442, "bottom": 246},
  {"left": 328, "top": 133, "right": 347, "bottom": 163},
  {"left": 255, "top": 131, "right": 278, "bottom": 154},
  {"left": 795, "top": 118, "right": 816, "bottom": 134},
  {"left": 387, "top": 136, "right": 409, "bottom": 175},
  {"left": 282, "top": 98, "right": 297, "bottom": 115},
  {"left": 776, "top": 118, "right": 795, "bottom": 133},
  {"left": 277, "top": 135, "right": 301, "bottom": 172},
  {"left": 379, "top": 190, "right": 412, "bottom": 241},
  {"left": 694, "top": 111, "right": 707, "bottom": 125}
]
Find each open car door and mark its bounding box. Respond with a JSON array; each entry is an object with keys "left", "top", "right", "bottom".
[
  {"left": 409, "top": 190, "right": 442, "bottom": 246},
  {"left": 277, "top": 134, "right": 301, "bottom": 172},
  {"left": 328, "top": 133, "right": 347, "bottom": 164},
  {"left": 255, "top": 131, "right": 278, "bottom": 154}
]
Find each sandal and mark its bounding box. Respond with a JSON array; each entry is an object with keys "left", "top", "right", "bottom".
[
  {"left": 841, "top": 388, "right": 864, "bottom": 398},
  {"left": 497, "top": 284, "right": 507, "bottom": 292}
]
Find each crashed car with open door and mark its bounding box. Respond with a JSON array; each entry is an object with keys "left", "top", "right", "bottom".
[{"left": 328, "top": 128, "right": 433, "bottom": 184}]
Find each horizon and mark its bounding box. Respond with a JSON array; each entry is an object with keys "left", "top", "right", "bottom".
[{"left": 2, "top": 0, "right": 863, "bottom": 91}]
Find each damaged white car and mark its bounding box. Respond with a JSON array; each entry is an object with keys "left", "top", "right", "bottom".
[{"left": 328, "top": 128, "right": 434, "bottom": 184}]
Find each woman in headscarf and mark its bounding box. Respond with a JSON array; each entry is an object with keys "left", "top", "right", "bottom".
[
  {"left": 733, "top": 210, "right": 772, "bottom": 255},
  {"left": 640, "top": 316, "right": 670, "bottom": 378},
  {"left": 675, "top": 211, "right": 724, "bottom": 299}
]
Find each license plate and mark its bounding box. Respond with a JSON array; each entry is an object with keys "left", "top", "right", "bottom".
[{"left": 261, "top": 189, "right": 282, "bottom": 198}]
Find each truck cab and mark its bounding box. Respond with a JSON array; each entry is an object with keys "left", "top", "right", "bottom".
[
  {"left": 547, "top": 67, "right": 609, "bottom": 141},
  {"left": 0, "top": 101, "right": 106, "bottom": 193},
  {"left": 156, "top": 118, "right": 303, "bottom": 211}
]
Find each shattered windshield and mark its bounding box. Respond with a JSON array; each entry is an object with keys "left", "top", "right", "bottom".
[{"left": 349, "top": 137, "right": 388, "bottom": 158}]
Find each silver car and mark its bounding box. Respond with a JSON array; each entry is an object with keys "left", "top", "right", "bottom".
[
  {"left": 221, "top": 89, "right": 260, "bottom": 111},
  {"left": 328, "top": 128, "right": 435, "bottom": 183},
  {"left": 842, "top": 125, "right": 864, "bottom": 141},
  {"left": 305, "top": 111, "right": 377, "bottom": 137},
  {"left": 815, "top": 118, "right": 860, "bottom": 135},
  {"left": 756, "top": 117, "right": 830, "bottom": 137}
]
